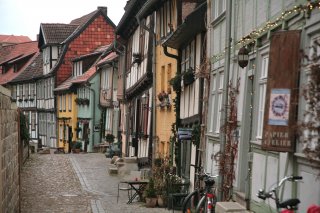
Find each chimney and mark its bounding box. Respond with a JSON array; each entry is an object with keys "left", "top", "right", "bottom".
[{"left": 97, "top": 6, "right": 107, "bottom": 15}]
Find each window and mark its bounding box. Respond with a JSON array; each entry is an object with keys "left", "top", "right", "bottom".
[
  {"left": 209, "top": 74, "right": 217, "bottom": 132},
  {"left": 64, "top": 125, "right": 69, "bottom": 141},
  {"left": 215, "top": 72, "right": 224, "bottom": 133},
  {"left": 257, "top": 56, "right": 269, "bottom": 138},
  {"left": 161, "top": 66, "right": 165, "bottom": 92},
  {"left": 59, "top": 95, "right": 62, "bottom": 111},
  {"left": 62, "top": 94, "right": 66, "bottom": 111},
  {"left": 24, "top": 84, "right": 29, "bottom": 99},
  {"left": 73, "top": 61, "right": 83, "bottom": 77},
  {"left": 19, "top": 85, "right": 23, "bottom": 98},
  {"left": 31, "top": 112, "right": 36, "bottom": 130},
  {"left": 12, "top": 86, "right": 17, "bottom": 100},
  {"left": 30, "top": 83, "right": 35, "bottom": 99},
  {"left": 59, "top": 125, "right": 63, "bottom": 140},
  {"left": 167, "top": 64, "right": 172, "bottom": 92},
  {"left": 68, "top": 94, "right": 72, "bottom": 111},
  {"left": 159, "top": 1, "right": 173, "bottom": 37},
  {"left": 212, "top": 0, "right": 226, "bottom": 20}
]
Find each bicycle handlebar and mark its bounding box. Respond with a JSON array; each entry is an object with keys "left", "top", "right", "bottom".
[{"left": 257, "top": 175, "right": 303, "bottom": 200}]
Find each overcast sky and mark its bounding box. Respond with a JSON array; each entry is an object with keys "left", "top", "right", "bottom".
[{"left": 0, "top": 0, "right": 128, "bottom": 41}]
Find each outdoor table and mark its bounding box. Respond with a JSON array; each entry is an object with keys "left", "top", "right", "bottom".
[{"left": 120, "top": 180, "right": 149, "bottom": 204}]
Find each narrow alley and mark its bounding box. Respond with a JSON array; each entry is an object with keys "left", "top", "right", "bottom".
[{"left": 20, "top": 152, "right": 175, "bottom": 213}]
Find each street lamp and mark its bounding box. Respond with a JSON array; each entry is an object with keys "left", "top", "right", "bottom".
[{"left": 238, "top": 46, "right": 249, "bottom": 68}]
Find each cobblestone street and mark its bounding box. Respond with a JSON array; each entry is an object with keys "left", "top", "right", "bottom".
[{"left": 21, "top": 152, "right": 178, "bottom": 213}]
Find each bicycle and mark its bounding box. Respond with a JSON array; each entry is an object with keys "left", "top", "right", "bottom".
[
  {"left": 257, "top": 175, "right": 303, "bottom": 213},
  {"left": 182, "top": 164, "right": 218, "bottom": 213}
]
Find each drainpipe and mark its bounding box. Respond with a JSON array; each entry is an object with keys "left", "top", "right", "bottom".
[
  {"left": 219, "top": 0, "right": 232, "bottom": 201},
  {"left": 162, "top": 44, "right": 180, "bottom": 167},
  {"left": 84, "top": 84, "right": 95, "bottom": 151},
  {"left": 136, "top": 13, "right": 156, "bottom": 164}
]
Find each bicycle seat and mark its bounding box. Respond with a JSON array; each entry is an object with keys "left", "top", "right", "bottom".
[
  {"left": 204, "top": 177, "right": 215, "bottom": 186},
  {"left": 279, "top": 198, "right": 300, "bottom": 209}
]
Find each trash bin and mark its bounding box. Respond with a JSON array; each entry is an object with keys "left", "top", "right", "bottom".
[{"left": 38, "top": 139, "right": 42, "bottom": 148}]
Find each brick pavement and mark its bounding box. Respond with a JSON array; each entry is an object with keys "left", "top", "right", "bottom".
[{"left": 21, "top": 152, "right": 181, "bottom": 213}]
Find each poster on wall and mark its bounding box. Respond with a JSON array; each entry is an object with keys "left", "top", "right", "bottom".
[{"left": 268, "top": 89, "right": 290, "bottom": 126}]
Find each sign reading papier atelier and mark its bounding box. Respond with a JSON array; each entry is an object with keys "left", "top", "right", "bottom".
[{"left": 262, "top": 30, "right": 301, "bottom": 152}]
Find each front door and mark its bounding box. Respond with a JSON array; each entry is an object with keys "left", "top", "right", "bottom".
[{"left": 83, "top": 123, "right": 89, "bottom": 152}]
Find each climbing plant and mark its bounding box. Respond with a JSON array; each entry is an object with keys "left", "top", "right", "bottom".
[
  {"left": 20, "top": 112, "right": 30, "bottom": 143},
  {"left": 218, "top": 79, "right": 240, "bottom": 201},
  {"left": 300, "top": 39, "right": 320, "bottom": 160}
]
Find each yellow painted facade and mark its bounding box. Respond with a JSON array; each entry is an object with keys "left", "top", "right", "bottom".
[
  {"left": 56, "top": 92, "right": 78, "bottom": 152},
  {"left": 155, "top": 0, "right": 178, "bottom": 157}
]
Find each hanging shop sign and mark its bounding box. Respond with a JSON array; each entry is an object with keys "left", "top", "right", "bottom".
[
  {"left": 262, "top": 30, "right": 301, "bottom": 152},
  {"left": 178, "top": 128, "right": 193, "bottom": 140}
]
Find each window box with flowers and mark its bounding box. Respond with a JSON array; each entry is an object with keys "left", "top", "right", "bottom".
[
  {"left": 157, "top": 91, "right": 171, "bottom": 109},
  {"left": 183, "top": 67, "right": 195, "bottom": 86},
  {"left": 132, "top": 53, "right": 142, "bottom": 64},
  {"left": 18, "top": 98, "right": 23, "bottom": 102},
  {"left": 82, "top": 98, "right": 90, "bottom": 105}
]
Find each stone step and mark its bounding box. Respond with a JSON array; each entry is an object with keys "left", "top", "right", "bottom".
[
  {"left": 123, "top": 157, "right": 137, "bottom": 163},
  {"left": 108, "top": 167, "right": 118, "bottom": 175},
  {"left": 216, "top": 202, "right": 247, "bottom": 213}
]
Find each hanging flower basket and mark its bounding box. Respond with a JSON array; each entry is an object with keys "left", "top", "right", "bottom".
[
  {"left": 82, "top": 98, "right": 90, "bottom": 105},
  {"left": 183, "top": 67, "right": 195, "bottom": 86},
  {"left": 169, "top": 73, "right": 182, "bottom": 92}
]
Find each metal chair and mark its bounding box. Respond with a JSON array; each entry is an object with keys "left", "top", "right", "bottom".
[{"left": 117, "top": 182, "right": 132, "bottom": 203}]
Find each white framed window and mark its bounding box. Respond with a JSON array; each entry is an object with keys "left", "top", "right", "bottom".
[
  {"left": 62, "top": 94, "right": 66, "bottom": 111},
  {"left": 59, "top": 125, "right": 63, "bottom": 140},
  {"left": 64, "top": 125, "right": 68, "bottom": 140},
  {"left": 73, "top": 61, "right": 83, "bottom": 77},
  {"left": 215, "top": 72, "right": 224, "bottom": 133},
  {"left": 30, "top": 83, "right": 35, "bottom": 99},
  {"left": 59, "top": 95, "right": 62, "bottom": 111},
  {"left": 159, "top": 1, "right": 174, "bottom": 37},
  {"left": 68, "top": 94, "right": 72, "bottom": 111},
  {"left": 209, "top": 74, "right": 217, "bottom": 132},
  {"left": 257, "top": 56, "right": 269, "bottom": 139},
  {"left": 212, "top": 0, "right": 226, "bottom": 20},
  {"left": 31, "top": 112, "right": 36, "bottom": 130}
]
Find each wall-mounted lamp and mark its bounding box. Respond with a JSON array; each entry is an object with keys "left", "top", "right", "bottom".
[
  {"left": 141, "top": 93, "right": 151, "bottom": 111},
  {"left": 238, "top": 46, "right": 249, "bottom": 68}
]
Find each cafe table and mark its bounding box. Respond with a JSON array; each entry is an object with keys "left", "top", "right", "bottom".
[{"left": 119, "top": 179, "right": 149, "bottom": 204}]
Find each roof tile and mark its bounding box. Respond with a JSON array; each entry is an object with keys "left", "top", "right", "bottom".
[{"left": 40, "top": 24, "right": 79, "bottom": 44}]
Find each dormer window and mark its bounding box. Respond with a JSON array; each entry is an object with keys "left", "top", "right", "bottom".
[
  {"left": 13, "top": 64, "right": 18, "bottom": 73},
  {"left": 73, "top": 61, "right": 83, "bottom": 77},
  {"left": 2, "top": 65, "right": 7, "bottom": 74}
]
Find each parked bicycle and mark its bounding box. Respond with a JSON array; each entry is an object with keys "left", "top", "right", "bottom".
[
  {"left": 182, "top": 164, "right": 218, "bottom": 213},
  {"left": 257, "top": 175, "right": 303, "bottom": 213}
]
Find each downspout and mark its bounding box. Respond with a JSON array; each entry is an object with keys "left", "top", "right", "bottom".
[
  {"left": 84, "top": 84, "right": 95, "bottom": 151},
  {"left": 219, "top": 0, "right": 232, "bottom": 201},
  {"left": 136, "top": 13, "right": 156, "bottom": 164},
  {"left": 162, "top": 44, "right": 180, "bottom": 167}
]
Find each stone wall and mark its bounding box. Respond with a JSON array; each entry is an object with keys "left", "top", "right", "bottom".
[{"left": 0, "top": 86, "right": 19, "bottom": 213}]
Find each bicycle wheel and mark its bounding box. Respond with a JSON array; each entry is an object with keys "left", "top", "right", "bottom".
[{"left": 182, "top": 190, "right": 201, "bottom": 213}]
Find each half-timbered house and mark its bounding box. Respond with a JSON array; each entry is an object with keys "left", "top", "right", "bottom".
[
  {"left": 37, "top": 7, "right": 115, "bottom": 148},
  {"left": 116, "top": 0, "right": 155, "bottom": 165}
]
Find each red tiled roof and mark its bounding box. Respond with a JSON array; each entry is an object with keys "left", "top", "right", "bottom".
[
  {"left": 0, "top": 41, "right": 38, "bottom": 65},
  {"left": 40, "top": 23, "right": 79, "bottom": 45},
  {"left": 97, "top": 52, "right": 118, "bottom": 67},
  {"left": 0, "top": 41, "right": 38, "bottom": 85},
  {"left": 0, "top": 35, "right": 31, "bottom": 44},
  {"left": 54, "top": 65, "right": 97, "bottom": 92},
  {"left": 10, "top": 52, "right": 43, "bottom": 83}
]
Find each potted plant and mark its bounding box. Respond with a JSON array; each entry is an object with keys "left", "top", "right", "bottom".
[
  {"left": 83, "top": 98, "right": 90, "bottom": 105},
  {"left": 169, "top": 73, "right": 182, "bottom": 92},
  {"left": 153, "top": 157, "right": 171, "bottom": 207},
  {"left": 72, "top": 141, "right": 82, "bottom": 153},
  {"left": 105, "top": 133, "right": 115, "bottom": 143},
  {"left": 144, "top": 178, "right": 157, "bottom": 207}
]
